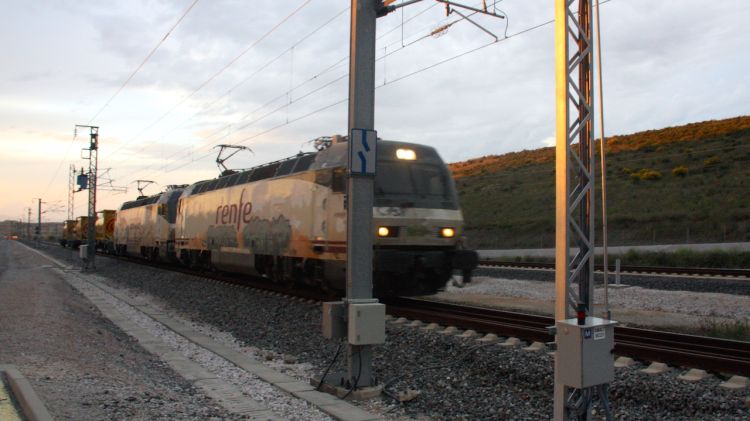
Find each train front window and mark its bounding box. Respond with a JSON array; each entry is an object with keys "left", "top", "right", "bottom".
[{"left": 375, "top": 162, "right": 457, "bottom": 209}]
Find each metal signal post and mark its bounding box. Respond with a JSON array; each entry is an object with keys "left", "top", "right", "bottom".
[
  {"left": 76, "top": 125, "right": 99, "bottom": 270},
  {"left": 344, "top": 0, "right": 380, "bottom": 390}
]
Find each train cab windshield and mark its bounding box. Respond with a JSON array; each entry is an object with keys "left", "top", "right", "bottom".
[{"left": 375, "top": 144, "right": 459, "bottom": 210}]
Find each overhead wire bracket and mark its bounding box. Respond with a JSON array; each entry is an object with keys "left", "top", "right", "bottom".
[{"left": 97, "top": 168, "right": 128, "bottom": 193}]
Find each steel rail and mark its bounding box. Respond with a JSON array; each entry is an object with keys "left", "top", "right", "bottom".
[
  {"left": 56, "top": 243, "right": 750, "bottom": 376},
  {"left": 384, "top": 297, "right": 750, "bottom": 376},
  {"left": 480, "top": 260, "right": 750, "bottom": 278}
]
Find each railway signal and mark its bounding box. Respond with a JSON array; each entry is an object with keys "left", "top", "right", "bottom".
[{"left": 75, "top": 124, "right": 99, "bottom": 271}]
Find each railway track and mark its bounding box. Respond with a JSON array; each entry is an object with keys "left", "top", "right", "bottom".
[
  {"left": 384, "top": 297, "right": 750, "bottom": 377},
  {"left": 481, "top": 260, "right": 750, "bottom": 278},
  {"left": 65, "top": 244, "right": 750, "bottom": 377}
]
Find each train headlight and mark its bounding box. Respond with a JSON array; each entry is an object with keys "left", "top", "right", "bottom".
[
  {"left": 377, "top": 226, "right": 399, "bottom": 237},
  {"left": 440, "top": 227, "right": 455, "bottom": 238},
  {"left": 396, "top": 148, "right": 416, "bottom": 160}
]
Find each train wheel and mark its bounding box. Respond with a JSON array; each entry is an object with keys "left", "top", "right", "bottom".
[{"left": 272, "top": 257, "right": 294, "bottom": 289}]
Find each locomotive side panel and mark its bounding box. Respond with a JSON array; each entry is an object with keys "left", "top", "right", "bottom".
[
  {"left": 176, "top": 171, "right": 345, "bottom": 275},
  {"left": 114, "top": 189, "right": 184, "bottom": 259},
  {"left": 114, "top": 206, "right": 151, "bottom": 257}
]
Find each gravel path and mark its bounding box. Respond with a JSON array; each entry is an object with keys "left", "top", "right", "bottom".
[
  {"left": 475, "top": 266, "right": 750, "bottom": 296},
  {"left": 93, "top": 277, "right": 334, "bottom": 420},
  {"left": 0, "top": 240, "right": 232, "bottom": 420},
  {"left": 36, "top": 242, "right": 750, "bottom": 420},
  {"left": 445, "top": 275, "right": 750, "bottom": 320}
]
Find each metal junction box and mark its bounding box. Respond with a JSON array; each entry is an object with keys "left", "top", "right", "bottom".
[
  {"left": 322, "top": 301, "right": 346, "bottom": 340},
  {"left": 348, "top": 302, "right": 385, "bottom": 345},
  {"left": 79, "top": 244, "right": 88, "bottom": 260},
  {"left": 556, "top": 317, "right": 617, "bottom": 388}
]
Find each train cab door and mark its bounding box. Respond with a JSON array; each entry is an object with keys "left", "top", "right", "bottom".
[
  {"left": 311, "top": 169, "right": 333, "bottom": 255},
  {"left": 327, "top": 168, "right": 347, "bottom": 249}
]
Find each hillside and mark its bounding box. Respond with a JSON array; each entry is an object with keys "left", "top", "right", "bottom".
[{"left": 449, "top": 116, "right": 750, "bottom": 249}]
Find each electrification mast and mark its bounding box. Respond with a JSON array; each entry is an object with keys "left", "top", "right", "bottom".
[
  {"left": 554, "top": 0, "right": 616, "bottom": 419},
  {"left": 76, "top": 125, "right": 99, "bottom": 270},
  {"left": 344, "top": 0, "right": 381, "bottom": 390},
  {"left": 68, "top": 164, "right": 76, "bottom": 221}
]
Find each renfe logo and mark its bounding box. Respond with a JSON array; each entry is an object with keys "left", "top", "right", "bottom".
[{"left": 216, "top": 189, "right": 252, "bottom": 229}]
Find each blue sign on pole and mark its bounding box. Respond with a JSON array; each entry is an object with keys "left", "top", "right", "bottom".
[
  {"left": 77, "top": 173, "right": 88, "bottom": 190},
  {"left": 349, "top": 128, "right": 377, "bottom": 175}
]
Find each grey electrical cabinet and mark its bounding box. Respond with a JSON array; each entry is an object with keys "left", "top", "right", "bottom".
[
  {"left": 348, "top": 302, "right": 386, "bottom": 345},
  {"left": 556, "top": 317, "right": 617, "bottom": 388}
]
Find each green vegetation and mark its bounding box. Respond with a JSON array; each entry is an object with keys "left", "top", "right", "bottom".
[
  {"left": 450, "top": 116, "right": 750, "bottom": 248},
  {"left": 671, "top": 165, "right": 688, "bottom": 177},
  {"left": 500, "top": 249, "right": 750, "bottom": 270},
  {"left": 619, "top": 248, "right": 750, "bottom": 268},
  {"left": 698, "top": 318, "right": 750, "bottom": 342}
]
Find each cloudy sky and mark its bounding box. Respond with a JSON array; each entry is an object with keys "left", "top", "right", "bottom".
[{"left": 1, "top": 0, "right": 748, "bottom": 222}]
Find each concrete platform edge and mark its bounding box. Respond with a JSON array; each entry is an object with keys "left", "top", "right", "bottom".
[
  {"left": 22, "top": 244, "right": 381, "bottom": 421},
  {"left": 0, "top": 365, "right": 54, "bottom": 421}
]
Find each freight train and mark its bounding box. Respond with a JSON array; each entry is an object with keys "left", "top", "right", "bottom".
[
  {"left": 70, "top": 137, "right": 478, "bottom": 295},
  {"left": 60, "top": 210, "right": 117, "bottom": 250}
]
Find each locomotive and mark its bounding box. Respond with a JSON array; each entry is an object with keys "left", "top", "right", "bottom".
[{"left": 110, "top": 137, "right": 478, "bottom": 295}]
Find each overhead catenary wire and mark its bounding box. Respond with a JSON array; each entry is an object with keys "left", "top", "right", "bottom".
[
  {"left": 88, "top": 0, "right": 202, "bottom": 125},
  {"left": 101, "top": 0, "right": 315, "bottom": 162},
  {"left": 41, "top": 0, "right": 201, "bottom": 197},
  {"left": 109, "top": 0, "right": 486, "bottom": 176},
  {"left": 104, "top": 5, "right": 351, "bottom": 171},
  {"left": 112, "top": 0, "right": 619, "bottom": 190},
  {"left": 595, "top": 0, "right": 611, "bottom": 319},
  {"left": 132, "top": 6, "right": 486, "bottom": 178}
]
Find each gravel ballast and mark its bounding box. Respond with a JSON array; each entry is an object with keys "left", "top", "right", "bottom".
[{"left": 38, "top": 243, "right": 750, "bottom": 420}]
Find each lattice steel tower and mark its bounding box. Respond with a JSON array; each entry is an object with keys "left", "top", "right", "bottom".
[
  {"left": 76, "top": 125, "right": 99, "bottom": 270},
  {"left": 68, "top": 164, "right": 76, "bottom": 221},
  {"left": 554, "top": 0, "right": 615, "bottom": 419}
]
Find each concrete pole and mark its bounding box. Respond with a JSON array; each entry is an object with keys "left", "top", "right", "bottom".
[
  {"left": 26, "top": 208, "right": 31, "bottom": 239},
  {"left": 345, "top": 0, "right": 378, "bottom": 388},
  {"left": 37, "top": 199, "right": 42, "bottom": 245}
]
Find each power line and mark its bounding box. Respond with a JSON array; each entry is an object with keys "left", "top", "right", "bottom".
[
  {"left": 117, "top": 0, "right": 618, "bottom": 184},
  {"left": 41, "top": 0, "right": 201, "bottom": 198},
  {"left": 111, "top": 2, "right": 468, "bottom": 181},
  {"left": 102, "top": 0, "right": 315, "bottom": 162},
  {"left": 109, "top": 1, "right": 462, "bottom": 175},
  {"left": 88, "top": 0, "right": 201, "bottom": 124},
  {"left": 106, "top": 4, "right": 348, "bottom": 171},
  {"left": 115, "top": 3, "right": 525, "bottom": 182}
]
